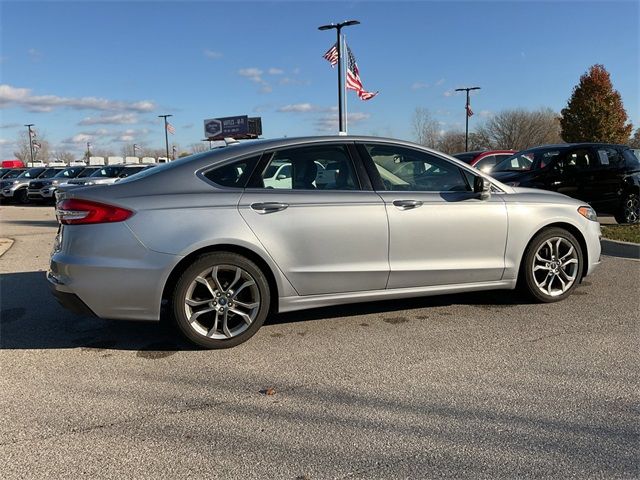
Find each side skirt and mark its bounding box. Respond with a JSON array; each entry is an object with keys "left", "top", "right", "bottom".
[{"left": 278, "top": 279, "right": 517, "bottom": 313}]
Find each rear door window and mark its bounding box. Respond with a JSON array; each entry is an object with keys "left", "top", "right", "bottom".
[
  {"left": 203, "top": 155, "right": 261, "bottom": 188},
  {"left": 596, "top": 147, "right": 623, "bottom": 168}
]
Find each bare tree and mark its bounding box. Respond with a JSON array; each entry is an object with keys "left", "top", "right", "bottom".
[
  {"left": 190, "top": 143, "right": 210, "bottom": 154},
  {"left": 52, "top": 150, "right": 76, "bottom": 163},
  {"left": 436, "top": 131, "right": 466, "bottom": 154},
  {"left": 13, "top": 130, "right": 51, "bottom": 163},
  {"left": 475, "top": 108, "right": 562, "bottom": 150},
  {"left": 411, "top": 107, "right": 440, "bottom": 148}
]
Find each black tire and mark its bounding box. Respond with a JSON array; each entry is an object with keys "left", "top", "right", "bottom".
[
  {"left": 519, "top": 228, "right": 584, "bottom": 303},
  {"left": 614, "top": 192, "right": 639, "bottom": 224},
  {"left": 16, "top": 188, "right": 29, "bottom": 205},
  {"left": 172, "top": 252, "right": 271, "bottom": 349}
]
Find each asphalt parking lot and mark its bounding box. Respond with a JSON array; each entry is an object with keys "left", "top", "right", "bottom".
[{"left": 1, "top": 205, "right": 638, "bottom": 479}]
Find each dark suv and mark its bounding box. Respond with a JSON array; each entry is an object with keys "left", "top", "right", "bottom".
[{"left": 491, "top": 143, "right": 640, "bottom": 224}]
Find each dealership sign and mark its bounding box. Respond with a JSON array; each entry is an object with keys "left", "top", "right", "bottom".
[{"left": 204, "top": 116, "right": 262, "bottom": 140}]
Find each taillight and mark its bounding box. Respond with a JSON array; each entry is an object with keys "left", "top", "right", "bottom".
[{"left": 56, "top": 198, "right": 133, "bottom": 225}]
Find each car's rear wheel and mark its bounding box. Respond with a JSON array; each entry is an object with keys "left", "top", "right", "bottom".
[
  {"left": 172, "top": 252, "right": 270, "bottom": 349},
  {"left": 520, "top": 228, "right": 583, "bottom": 303},
  {"left": 614, "top": 193, "right": 639, "bottom": 224}
]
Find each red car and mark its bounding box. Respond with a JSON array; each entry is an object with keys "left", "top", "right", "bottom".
[{"left": 453, "top": 150, "right": 516, "bottom": 172}]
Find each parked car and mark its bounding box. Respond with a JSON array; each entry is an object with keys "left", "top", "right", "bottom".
[
  {"left": 453, "top": 150, "right": 517, "bottom": 173},
  {"left": 56, "top": 164, "right": 154, "bottom": 198},
  {"left": 1, "top": 167, "right": 63, "bottom": 204},
  {"left": 491, "top": 143, "right": 640, "bottom": 224},
  {"left": 28, "top": 165, "right": 88, "bottom": 203},
  {"left": 50, "top": 136, "right": 602, "bottom": 349}
]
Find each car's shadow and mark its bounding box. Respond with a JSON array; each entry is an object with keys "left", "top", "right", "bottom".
[{"left": 1, "top": 270, "right": 532, "bottom": 351}]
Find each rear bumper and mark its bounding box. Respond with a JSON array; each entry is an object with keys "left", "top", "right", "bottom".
[{"left": 47, "top": 272, "right": 97, "bottom": 316}]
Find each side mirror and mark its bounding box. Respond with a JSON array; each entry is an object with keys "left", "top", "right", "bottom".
[
  {"left": 473, "top": 176, "right": 491, "bottom": 200},
  {"left": 276, "top": 174, "right": 288, "bottom": 180}
]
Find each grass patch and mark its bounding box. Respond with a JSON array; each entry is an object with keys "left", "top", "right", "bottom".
[{"left": 601, "top": 224, "right": 640, "bottom": 244}]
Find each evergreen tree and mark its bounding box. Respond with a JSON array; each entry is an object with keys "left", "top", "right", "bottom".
[{"left": 560, "top": 64, "right": 632, "bottom": 143}]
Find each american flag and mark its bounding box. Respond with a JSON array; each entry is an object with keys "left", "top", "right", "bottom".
[
  {"left": 166, "top": 122, "right": 176, "bottom": 135},
  {"left": 29, "top": 129, "right": 36, "bottom": 139},
  {"left": 346, "top": 46, "right": 378, "bottom": 101},
  {"left": 466, "top": 102, "right": 474, "bottom": 118},
  {"left": 32, "top": 141, "right": 41, "bottom": 150},
  {"left": 323, "top": 42, "right": 339, "bottom": 67}
]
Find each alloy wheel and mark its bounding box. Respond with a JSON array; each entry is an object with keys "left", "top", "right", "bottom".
[
  {"left": 623, "top": 195, "right": 639, "bottom": 224},
  {"left": 531, "top": 237, "right": 579, "bottom": 297},
  {"left": 183, "top": 265, "right": 260, "bottom": 340}
]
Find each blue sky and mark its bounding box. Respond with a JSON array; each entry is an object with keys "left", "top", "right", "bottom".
[{"left": 1, "top": 0, "right": 638, "bottom": 159}]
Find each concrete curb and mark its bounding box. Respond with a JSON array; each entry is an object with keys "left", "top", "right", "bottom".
[
  {"left": 0, "top": 238, "right": 15, "bottom": 257},
  {"left": 601, "top": 238, "right": 640, "bottom": 260}
]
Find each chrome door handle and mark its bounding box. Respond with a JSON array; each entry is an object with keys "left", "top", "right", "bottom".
[
  {"left": 392, "top": 199, "right": 423, "bottom": 210},
  {"left": 250, "top": 202, "right": 289, "bottom": 214}
]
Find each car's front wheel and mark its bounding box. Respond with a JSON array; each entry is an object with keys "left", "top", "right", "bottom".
[
  {"left": 520, "top": 228, "right": 584, "bottom": 303},
  {"left": 16, "top": 189, "right": 29, "bottom": 205},
  {"left": 172, "top": 252, "right": 271, "bottom": 349},
  {"left": 614, "top": 192, "right": 639, "bottom": 224}
]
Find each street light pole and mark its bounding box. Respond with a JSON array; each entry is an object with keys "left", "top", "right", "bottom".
[
  {"left": 319, "top": 20, "right": 360, "bottom": 135},
  {"left": 454, "top": 86, "right": 481, "bottom": 152},
  {"left": 24, "top": 124, "right": 35, "bottom": 165},
  {"left": 158, "top": 114, "right": 172, "bottom": 160},
  {"left": 86, "top": 142, "right": 91, "bottom": 161}
]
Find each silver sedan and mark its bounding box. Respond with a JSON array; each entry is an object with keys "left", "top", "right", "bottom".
[{"left": 49, "top": 136, "right": 601, "bottom": 348}]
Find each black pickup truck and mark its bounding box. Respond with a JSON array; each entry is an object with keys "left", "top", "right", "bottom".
[{"left": 491, "top": 143, "right": 640, "bottom": 224}]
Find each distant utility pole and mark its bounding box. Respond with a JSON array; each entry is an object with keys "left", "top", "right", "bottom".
[
  {"left": 86, "top": 142, "right": 92, "bottom": 160},
  {"left": 24, "top": 124, "right": 35, "bottom": 164},
  {"left": 158, "top": 114, "right": 172, "bottom": 160},
  {"left": 454, "top": 86, "right": 481, "bottom": 152},
  {"left": 133, "top": 144, "right": 140, "bottom": 156}
]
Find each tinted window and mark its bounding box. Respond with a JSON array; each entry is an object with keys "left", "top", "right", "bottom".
[
  {"left": 557, "top": 149, "right": 592, "bottom": 172},
  {"left": 77, "top": 167, "right": 99, "bottom": 178},
  {"left": 596, "top": 147, "right": 623, "bottom": 168},
  {"left": 119, "top": 166, "right": 147, "bottom": 177},
  {"left": 3, "top": 169, "right": 23, "bottom": 179},
  {"left": 54, "top": 167, "right": 84, "bottom": 178},
  {"left": 259, "top": 145, "right": 358, "bottom": 190},
  {"left": 204, "top": 155, "right": 260, "bottom": 188},
  {"left": 494, "top": 149, "right": 562, "bottom": 172},
  {"left": 18, "top": 168, "right": 46, "bottom": 178},
  {"left": 90, "top": 166, "right": 125, "bottom": 178},
  {"left": 623, "top": 149, "right": 640, "bottom": 169},
  {"left": 365, "top": 144, "right": 470, "bottom": 192}
]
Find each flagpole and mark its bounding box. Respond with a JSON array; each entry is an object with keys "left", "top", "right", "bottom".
[
  {"left": 158, "top": 114, "right": 172, "bottom": 160},
  {"left": 25, "top": 124, "right": 35, "bottom": 165},
  {"left": 454, "top": 86, "right": 481, "bottom": 152},
  {"left": 318, "top": 20, "right": 359, "bottom": 135},
  {"left": 342, "top": 33, "right": 348, "bottom": 135}
]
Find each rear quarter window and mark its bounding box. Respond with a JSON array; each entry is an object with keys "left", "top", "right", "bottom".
[{"left": 202, "top": 155, "right": 261, "bottom": 188}]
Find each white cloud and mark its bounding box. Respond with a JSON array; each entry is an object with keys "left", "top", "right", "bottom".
[
  {"left": 0, "top": 138, "right": 14, "bottom": 146},
  {"left": 411, "top": 82, "right": 429, "bottom": 90},
  {"left": 479, "top": 110, "right": 492, "bottom": 117},
  {"left": 314, "top": 112, "right": 371, "bottom": 132},
  {"left": 0, "top": 84, "right": 156, "bottom": 113},
  {"left": 443, "top": 90, "right": 455, "bottom": 97},
  {"left": 279, "top": 77, "right": 310, "bottom": 86},
  {"left": 203, "top": 49, "right": 223, "bottom": 59},
  {"left": 238, "top": 68, "right": 264, "bottom": 84},
  {"left": 259, "top": 85, "right": 273, "bottom": 94},
  {"left": 268, "top": 67, "right": 284, "bottom": 75},
  {"left": 435, "top": 78, "right": 445, "bottom": 86},
  {"left": 78, "top": 113, "right": 138, "bottom": 126},
  {"left": 277, "top": 103, "right": 320, "bottom": 113},
  {"left": 28, "top": 48, "right": 42, "bottom": 61}
]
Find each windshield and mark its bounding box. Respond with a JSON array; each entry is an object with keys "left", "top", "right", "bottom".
[
  {"left": 453, "top": 152, "right": 480, "bottom": 164},
  {"left": 39, "top": 168, "right": 61, "bottom": 179},
  {"left": 3, "top": 169, "right": 23, "bottom": 179},
  {"left": 119, "top": 166, "right": 147, "bottom": 177},
  {"left": 90, "top": 166, "right": 125, "bottom": 178},
  {"left": 18, "top": 168, "right": 46, "bottom": 178},
  {"left": 494, "top": 149, "right": 563, "bottom": 172},
  {"left": 54, "top": 167, "right": 84, "bottom": 178}
]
